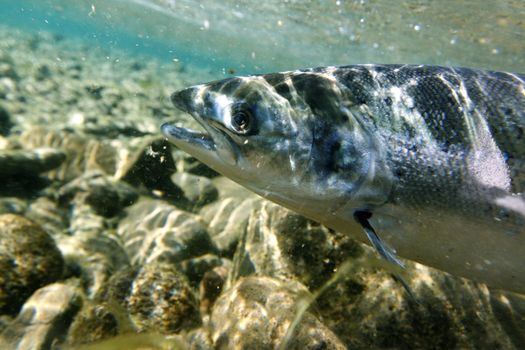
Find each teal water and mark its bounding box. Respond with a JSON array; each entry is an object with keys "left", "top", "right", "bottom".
[{"left": 1, "top": 0, "right": 524, "bottom": 78}]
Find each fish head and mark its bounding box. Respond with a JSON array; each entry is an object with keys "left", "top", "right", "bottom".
[{"left": 162, "top": 71, "right": 390, "bottom": 216}]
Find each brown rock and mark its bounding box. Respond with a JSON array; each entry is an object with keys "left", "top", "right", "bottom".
[
  {"left": 210, "top": 276, "right": 346, "bottom": 349},
  {"left": 0, "top": 214, "right": 64, "bottom": 315}
]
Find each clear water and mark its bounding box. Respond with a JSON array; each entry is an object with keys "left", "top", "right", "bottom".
[
  {"left": 2, "top": 0, "right": 524, "bottom": 78},
  {"left": 1, "top": 1, "right": 525, "bottom": 348}
]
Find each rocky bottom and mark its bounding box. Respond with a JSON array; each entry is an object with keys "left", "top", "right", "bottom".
[{"left": 0, "top": 25, "right": 524, "bottom": 350}]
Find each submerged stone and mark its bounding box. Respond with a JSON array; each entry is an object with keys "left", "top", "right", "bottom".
[
  {"left": 58, "top": 229, "right": 130, "bottom": 297},
  {"left": 176, "top": 253, "right": 230, "bottom": 287},
  {"left": 118, "top": 198, "right": 216, "bottom": 266},
  {"left": 0, "top": 148, "right": 65, "bottom": 197},
  {"left": 210, "top": 276, "right": 346, "bottom": 349},
  {"left": 99, "top": 263, "right": 201, "bottom": 334},
  {"left": 0, "top": 197, "right": 27, "bottom": 216},
  {"left": 0, "top": 148, "right": 65, "bottom": 177},
  {"left": 200, "top": 195, "right": 261, "bottom": 256},
  {"left": 224, "top": 200, "right": 524, "bottom": 348},
  {"left": 121, "top": 138, "right": 189, "bottom": 208},
  {"left": 0, "top": 105, "right": 13, "bottom": 136},
  {"left": 58, "top": 171, "right": 138, "bottom": 217},
  {"left": 66, "top": 303, "right": 120, "bottom": 346},
  {"left": 230, "top": 201, "right": 362, "bottom": 289},
  {"left": 0, "top": 214, "right": 64, "bottom": 316},
  {"left": 25, "top": 197, "right": 68, "bottom": 237},
  {"left": 0, "top": 282, "right": 82, "bottom": 350},
  {"left": 199, "top": 265, "right": 229, "bottom": 316},
  {"left": 171, "top": 172, "right": 218, "bottom": 210}
]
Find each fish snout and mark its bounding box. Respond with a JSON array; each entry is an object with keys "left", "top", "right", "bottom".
[{"left": 171, "top": 87, "right": 197, "bottom": 113}]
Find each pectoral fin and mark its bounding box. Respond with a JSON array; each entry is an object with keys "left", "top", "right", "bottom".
[
  {"left": 353, "top": 210, "right": 404, "bottom": 268},
  {"left": 354, "top": 210, "right": 417, "bottom": 301}
]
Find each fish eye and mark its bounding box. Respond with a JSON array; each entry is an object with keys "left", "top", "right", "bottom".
[{"left": 230, "top": 103, "right": 255, "bottom": 135}]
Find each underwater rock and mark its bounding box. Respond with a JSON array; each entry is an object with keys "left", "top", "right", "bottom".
[
  {"left": 58, "top": 171, "right": 138, "bottom": 217},
  {"left": 225, "top": 201, "right": 525, "bottom": 348},
  {"left": 18, "top": 129, "right": 166, "bottom": 183},
  {"left": 176, "top": 253, "right": 230, "bottom": 287},
  {"left": 0, "top": 282, "right": 82, "bottom": 350},
  {"left": 0, "top": 197, "right": 27, "bottom": 216},
  {"left": 121, "top": 138, "right": 190, "bottom": 208},
  {"left": 0, "top": 77, "right": 16, "bottom": 100},
  {"left": 199, "top": 265, "right": 229, "bottom": 316},
  {"left": 26, "top": 197, "right": 68, "bottom": 237},
  {"left": 209, "top": 276, "right": 346, "bottom": 349},
  {"left": 99, "top": 263, "right": 201, "bottom": 334},
  {"left": 200, "top": 196, "right": 261, "bottom": 256},
  {"left": 67, "top": 332, "right": 190, "bottom": 350},
  {"left": 0, "top": 214, "right": 64, "bottom": 316},
  {"left": 230, "top": 201, "right": 362, "bottom": 290},
  {"left": 0, "top": 61, "right": 18, "bottom": 81},
  {"left": 117, "top": 198, "right": 216, "bottom": 266},
  {"left": 20, "top": 127, "right": 120, "bottom": 182},
  {"left": 0, "top": 105, "right": 13, "bottom": 136},
  {"left": 55, "top": 190, "right": 130, "bottom": 297},
  {"left": 57, "top": 209, "right": 130, "bottom": 297},
  {"left": 315, "top": 264, "right": 525, "bottom": 349},
  {"left": 127, "top": 263, "right": 202, "bottom": 334},
  {"left": 66, "top": 303, "right": 120, "bottom": 346},
  {"left": 186, "top": 328, "right": 214, "bottom": 349},
  {"left": 19, "top": 128, "right": 100, "bottom": 182},
  {"left": 488, "top": 291, "right": 525, "bottom": 349},
  {"left": 34, "top": 64, "right": 52, "bottom": 81},
  {"left": 171, "top": 172, "right": 218, "bottom": 210},
  {"left": 67, "top": 196, "right": 107, "bottom": 237},
  {"left": 58, "top": 230, "right": 130, "bottom": 297},
  {"left": 0, "top": 147, "right": 65, "bottom": 177},
  {"left": 0, "top": 315, "right": 11, "bottom": 334}
]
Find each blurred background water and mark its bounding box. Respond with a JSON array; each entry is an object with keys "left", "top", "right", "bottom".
[{"left": 1, "top": 0, "right": 524, "bottom": 79}]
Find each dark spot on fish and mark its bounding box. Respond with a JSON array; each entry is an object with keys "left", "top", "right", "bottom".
[
  {"left": 515, "top": 126, "right": 523, "bottom": 140},
  {"left": 503, "top": 107, "right": 514, "bottom": 116},
  {"left": 384, "top": 97, "right": 393, "bottom": 106},
  {"left": 263, "top": 73, "right": 292, "bottom": 101},
  {"left": 310, "top": 124, "right": 344, "bottom": 179},
  {"left": 406, "top": 74, "right": 467, "bottom": 149},
  {"left": 291, "top": 74, "right": 348, "bottom": 124},
  {"left": 395, "top": 169, "right": 405, "bottom": 178},
  {"left": 333, "top": 67, "right": 375, "bottom": 105},
  {"left": 327, "top": 140, "right": 342, "bottom": 172},
  {"left": 407, "top": 144, "right": 418, "bottom": 152}
]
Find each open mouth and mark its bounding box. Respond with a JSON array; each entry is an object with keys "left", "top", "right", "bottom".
[
  {"left": 163, "top": 85, "right": 239, "bottom": 168},
  {"left": 161, "top": 86, "right": 216, "bottom": 152},
  {"left": 160, "top": 122, "right": 215, "bottom": 151}
]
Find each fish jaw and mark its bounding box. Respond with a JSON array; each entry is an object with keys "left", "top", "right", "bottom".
[
  {"left": 160, "top": 122, "right": 221, "bottom": 166},
  {"left": 163, "top": 86, "right": 241, "bottom": 171}
]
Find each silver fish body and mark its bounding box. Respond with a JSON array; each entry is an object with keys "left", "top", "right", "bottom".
[{"left": 162, "top": 64, "right": 525, "bottom": 293}]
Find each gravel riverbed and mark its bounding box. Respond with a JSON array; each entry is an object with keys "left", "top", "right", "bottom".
[{"left": 0, "top": 25, "right": 523, "bottom": 350}]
